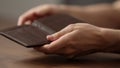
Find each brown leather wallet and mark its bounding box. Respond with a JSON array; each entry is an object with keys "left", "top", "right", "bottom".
[{"left": 0, "top": 14, "right": 85, "bottom": 48}]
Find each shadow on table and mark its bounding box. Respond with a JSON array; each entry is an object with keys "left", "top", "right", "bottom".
[{"left": 18, "top": 53, "right": 120, "bottom": 68}]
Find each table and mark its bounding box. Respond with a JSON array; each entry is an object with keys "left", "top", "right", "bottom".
[{"left": 0, "top": 35, "right": 120, "bottom": 68}]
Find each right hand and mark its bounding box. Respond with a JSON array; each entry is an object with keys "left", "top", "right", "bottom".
[
  {"left": 34, "top": 23, "right": 117, "bottom": 57},
  {"left": 18, "top": 4, "right": 67, "bottom": 26}
]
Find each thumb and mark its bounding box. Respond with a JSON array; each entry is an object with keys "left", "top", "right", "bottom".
[{"left": 47, "top": 24, "right": 74, "bottom": 41}]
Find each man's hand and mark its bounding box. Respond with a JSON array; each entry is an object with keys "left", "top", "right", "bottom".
[
  {"left": 34, "top": 23, "right": 114, "bottom": 58},
  {"left": 18, "top": 4, "right": 120, "bottom": 28},
  {"left": 18, "top": 4, "right": 67, "bottom": 26},
  {"left": 18, "top": 4, "right": 120, "bottom": 57}
]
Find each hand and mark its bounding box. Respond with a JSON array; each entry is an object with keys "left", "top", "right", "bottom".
[
  {"left": 18, "top": 4, "right": 67, "bottom": 26},
  {"left": 34, "top": 23, "right": 113, "bottom": 58}
]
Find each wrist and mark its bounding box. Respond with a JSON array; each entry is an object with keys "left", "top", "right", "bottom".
[{"left": 101, "top": 28, "right": 120, "bottom": 53}]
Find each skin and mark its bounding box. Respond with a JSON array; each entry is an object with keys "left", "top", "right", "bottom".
[{"left": 18, "top": 1, "right": 120, "bottom": 58}]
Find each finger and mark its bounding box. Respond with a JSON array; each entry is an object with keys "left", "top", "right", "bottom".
[
  {"left": 24, "top": 20, "right": 32, "bottom": 25},
  {"left": 47, "top": 24, "right": 74, "bottom": 41},
  {"left": 57, "top": 47, "right": 77, "bottom": 56},
  {"left": 34, "top": 44, "right": 50, "bottom": 54},
  {"left": 17, "top": 5, "right": 54, "bottom": 26},
  {"left": 18, "top": 11, "right": 39, "bottom": 26},
  {"left": 41, "top": 33, "right": 73, "bottom": 54}
]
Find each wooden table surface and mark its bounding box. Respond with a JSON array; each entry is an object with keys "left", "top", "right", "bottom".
[
  {"left": 1, "top": 16, "right": 120, "bottom": 68},
  {"left": 0, "top": 35, "right": 120, "bottom": 68}
]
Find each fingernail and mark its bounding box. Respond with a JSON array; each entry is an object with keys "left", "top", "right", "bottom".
[
  {"left": 17, "top": 21, "right": 22, "bottom": 26},
  {"left": 17, "top": 23, "right": 21, "bottom": 26},
  {"left": 25, "top": 21, "right": 31, "bottom": 25},
  {"left": 17, "top": 19, "right": 22, "bottom": 26},
  {"left": 47, "top": 35, "right": 54, "bottom": 41}
]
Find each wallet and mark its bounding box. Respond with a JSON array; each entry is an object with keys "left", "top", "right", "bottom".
[{"left": 0, "top": 14, "right": 84, "bottom": 48}]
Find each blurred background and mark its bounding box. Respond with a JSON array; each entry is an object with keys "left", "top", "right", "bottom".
[
  {"left": 0, "top": 0, "right": 61, "bottom": 29},
  {"left": 1, "top": 1, "right": 120, "bottom": 68},
  {"left": 0, "top": 0, "right": 115, "bottom": 29}
]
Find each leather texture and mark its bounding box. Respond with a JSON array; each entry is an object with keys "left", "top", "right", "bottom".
[{"left": 0, "top": 14, "right": 84, "bottom": 48}]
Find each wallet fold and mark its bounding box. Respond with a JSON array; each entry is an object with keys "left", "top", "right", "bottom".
[{"left": 0, "top": 14, "right": 84, "bottom": 48}]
